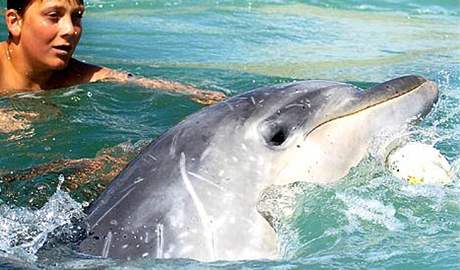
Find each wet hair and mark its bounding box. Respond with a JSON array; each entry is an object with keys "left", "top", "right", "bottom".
[
  {"left": 7, "top": 0, "right": 85, "bottom": 16},
  {"left": 7, "top": 0, "right": 30, "bottom": 16}
]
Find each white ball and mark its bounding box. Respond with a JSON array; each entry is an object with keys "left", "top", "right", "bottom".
[{"left": 386, "top": 142, "right": 452, "bottom": 185}]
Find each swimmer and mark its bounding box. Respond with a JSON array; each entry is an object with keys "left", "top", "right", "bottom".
[
  {"left": 0, "top": 0, "right": 226, "bottom": 197},
  {"left": 0, "top": 0, "right": 226, "bottom": 103}
]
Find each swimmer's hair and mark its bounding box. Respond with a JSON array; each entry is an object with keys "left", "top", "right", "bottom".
[
  {"left": 7, "top": 0, "right": 85, "bottom": 16},
  {"left": 7, "top": 0, "right": 30, "bottom": 16}
]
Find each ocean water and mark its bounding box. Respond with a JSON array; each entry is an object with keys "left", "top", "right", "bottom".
[{"left": 0, "top": 0, "right": 459, "bottom": 269}]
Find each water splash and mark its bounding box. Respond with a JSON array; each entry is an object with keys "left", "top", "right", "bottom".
[
  {"left": 0, "top": 175, "right": 85, "bottom": 262},
  {"left": 256, "top": 153, "right": 460, "bottom": 268}
]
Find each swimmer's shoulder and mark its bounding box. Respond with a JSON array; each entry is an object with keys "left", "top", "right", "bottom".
[
  {"left": 0, "top": 42, "right": 10, "bottom": 92},
  {"left": 52, "top": 59, "right": 128, "bottom": 89},
  {"left": 59, "top": 58, "right": 113, "bottom": 86}
]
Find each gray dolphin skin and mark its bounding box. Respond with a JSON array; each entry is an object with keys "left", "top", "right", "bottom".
[{"left": 77, "top": 75, "right": 438, "bottom": 261}]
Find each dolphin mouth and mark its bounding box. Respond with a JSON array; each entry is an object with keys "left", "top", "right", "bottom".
[
  {"left": 355, "top": 75, "right": 437, "bottom": 113},
  {"left": 306, "top": 75, "right": 438, "bottom": 136}
]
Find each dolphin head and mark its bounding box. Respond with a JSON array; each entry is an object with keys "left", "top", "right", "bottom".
[
  {"left": 258, "top": 76, "right": 436, "bottom": 146},
  {"left": 78, "top": 75, "right": 438, "bottom": 261},
  {"left": 201, "top": 75, "right": 438, "bottom": 186}
]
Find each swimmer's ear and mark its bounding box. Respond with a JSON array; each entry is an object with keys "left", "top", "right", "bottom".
[{"left": 5, "top": 9, "right": 23, "bottom": 39}]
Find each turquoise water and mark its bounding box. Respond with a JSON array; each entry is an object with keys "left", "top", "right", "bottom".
[{"left": 0, "top": 0, "right": 460, "bottom": 269}]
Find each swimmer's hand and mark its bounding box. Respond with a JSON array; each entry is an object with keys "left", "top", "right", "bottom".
[
  {"left": 99, "top": 69, "right": 227, "bottom": 105},
  {"left": 189, "top": 88, "right": 227, "bottom": 105},
  {"left": 141, "top": 79, "right": 227, "bottom": 105}
]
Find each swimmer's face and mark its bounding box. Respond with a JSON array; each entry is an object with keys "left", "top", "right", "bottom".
[{"left": 15, "top": 0, "right": 84, "bottom": 70}]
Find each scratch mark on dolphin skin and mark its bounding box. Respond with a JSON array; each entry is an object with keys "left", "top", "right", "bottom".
[
  {"left": 225, "top": 102, "right": 235, "bottom": 111},
  {"left": 147, "top": 154, "right": 157, "bottom": 161},
  {"left": 188, "top": 171, "right": 226, "bottom": 191},
  {"left": 156, "top": 223, "right": 164, "bottom": 258},
  {"left": 145, "top": 232, "right": 150, "bottom": 243},
  {"left": 170, "top": 132, "right": 180, "bottom": 156},
  {"left": 91, "top": 186, "right": 137, "bottom": 229},
  {"left": 102, "top": 231, "right": 113, "bottom": 258},
  {"left": 285, "top": 103, "right": 304, "bottom": 109},
  {"left": 200, "top": 147, "right": 211, "bottom": 161},
  {"left": 250, "top": 96, "right": 256, "bottom": 105},
  {"left": 180, "top": 152, "right": 216, "bottom": 260},
  {"left": 118, "top": 177, "right": 144, "bottom": 194},
  {"left": 134, "top": 177, "right": 144, "bottom": 184}
]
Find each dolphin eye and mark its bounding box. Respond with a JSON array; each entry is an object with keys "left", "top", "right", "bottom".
[
  {"left": 270, "top": 128, "right": 287, "bottom": 146},
  {"left": 260, "top": 122, "right": 289, "bottom": 147}
]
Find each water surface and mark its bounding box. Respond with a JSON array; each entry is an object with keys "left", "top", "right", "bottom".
[{"left": 0, "top": 0, "right": 459, "bottom": 269}]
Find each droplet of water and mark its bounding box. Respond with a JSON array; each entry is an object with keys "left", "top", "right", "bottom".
[{"left": 57, "top": 174, "right": 65, "bottom": 190}]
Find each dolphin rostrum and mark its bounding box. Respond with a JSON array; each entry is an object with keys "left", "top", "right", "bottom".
[{"left": 76, "top": 75, "right": 438, "bottom": 261}]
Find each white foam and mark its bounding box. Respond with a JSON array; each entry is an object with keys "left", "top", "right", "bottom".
[
  {"left": 0, "top": 184, "right": 84, "bottom": 261},
  {"left": 337, "top": 193, "right": 404, "bottom": 232}
]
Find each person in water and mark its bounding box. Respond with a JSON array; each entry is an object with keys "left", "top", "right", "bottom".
[
  {"left": 0, "top": 0, "right": 226, "bottom": 192},
  {"left": 0, "top": 0, "right": 225, "bottom": 104}
]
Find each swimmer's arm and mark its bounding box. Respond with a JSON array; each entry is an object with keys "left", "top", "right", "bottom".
[
  {"left": 90, "top": 66, "right": 226, "bottom": 105},
  {"left": 0, "top": 108, "right": 37, "bottom": 134}
]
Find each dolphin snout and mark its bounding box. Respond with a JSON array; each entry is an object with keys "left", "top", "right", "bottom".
[{"left": 420, "top": 79, "right": 438, "bottom": 94}]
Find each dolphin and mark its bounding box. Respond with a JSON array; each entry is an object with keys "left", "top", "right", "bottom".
[{"left": 76, "top": 75, "right": 438, "bottom": 261}]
